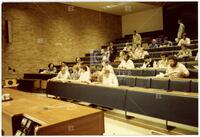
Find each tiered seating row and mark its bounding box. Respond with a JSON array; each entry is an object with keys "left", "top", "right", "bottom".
[
  {"left": 83, "top": 48, "right": 198, "bottom": 60},
  {"left": 91, "top": 44, "right": 198, "bottom": 55},
  {"left": 114, "top": 68, "right": 198, "bottom": 78},
  {"left": 46, "top": 81, "right": 198, "bottom": 127},
  {"left": 117, "top": 76, "right": 198, "bottom": 92}
]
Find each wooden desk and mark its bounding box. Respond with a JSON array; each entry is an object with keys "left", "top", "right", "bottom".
[{"left": 2, "top": 88, "right": 104, "bottom": 135}]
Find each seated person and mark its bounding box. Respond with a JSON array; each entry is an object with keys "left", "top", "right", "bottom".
[
  {"left": 40, "top": 63, "right": 57, "bottom": 74},
  {"left": 119, "top": 50, "right": 126, "bottom": 61},
  {"left": 49, "top": 67, "right": 70, "bottom": 82},
  {"left": 73, "top": 57, "right": 83, "bottom": 70},
  {"left": 78, "top": 65, "right": 91, "bottom": 83},
  {"left": 61, "top": 61, "right": 69, "bottom": 71},
  {"left": 177, "top": 44, "right": 192, "bottom": 58},
  {"left": 101, "top": 60, "right": 114, "bottom": 74},
  {"left": 123, "top": 42, "right": 132, "bottom": 51},
  {"left": 118, "top": 54, "right": 135, "bottom": 69},
  {"left": 178, "top": 33, "right": 191, "bottom": 46},
  {"left": 107, "top": 42, "right": 116, "bottom": 62},
  {"left": 128, "top": 48, "right": 136, "bottom": 60},
  {"left": 102, "top": 69, "right": 119, "bottom": 87},
  {"left": 149, "top": 39, "right": 159, "bottom": 49},
  {"left": 134, "top": 44, "right": 149, "bottom": 59},
  {"left": 160, "top": 37, "right": 173, "bottom": 47},
  {"left": 157, "top": 53, "right": 169, "bottom": 68},
  {"left": 70, "top": 67, "right": 79, "bottom": 80},
  {"left": 91, "top": 67, "right": 102, "bottom": 83},
  {"left": 141, "top": 55, "right": 156, "bottom": 68},
  {"left": 165, "top": 55, "right": 190, "bottom": 78},
  {"left": 101, "top": 48, "right": 110, "bottom": 62}
]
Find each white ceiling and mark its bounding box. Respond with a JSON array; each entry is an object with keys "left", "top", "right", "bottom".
[{"left": 64, "top": 2, "right": 163, "bottom": 16}]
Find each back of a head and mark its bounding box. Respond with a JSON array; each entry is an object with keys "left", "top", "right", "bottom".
[
  {"left": 168, "top": 55, "right": 177, "bottom": 61},
  {"left": 144, "top": 55, "right": 150, "bottom": 60},
  {"left": 81, "top": 65, "right": 88, "bottom": 72},
  {"left": 48, "top": 63, "right": 54, "bottom": 68},
  {"left": 182, "top": 33, "right": 187, "bottom": 37}
]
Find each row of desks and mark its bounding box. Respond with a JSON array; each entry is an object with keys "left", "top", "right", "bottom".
[
  {"left": 117, "top": 76, "right": 198, "bottom": 92},
  {"left": 23, "top": 67, "right": 198, "bottom": 80},
  {"left": 46, "top": 81, "right": 198, "bottom": 127},
  {"left": 114, "top": 68, "right": 198, "bottom": 79}
]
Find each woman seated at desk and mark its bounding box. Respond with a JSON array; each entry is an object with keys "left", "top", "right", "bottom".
[
  {"left": 49, "top": 67, "right": 70, "bottom": 82},
  {"left": 40, "top": 63, "right": 57, "bottom": 74},
  {"left": 102, "top": 69, "right": 119, "bottom": 87},
  {"left": 141, "top": 55, "right": 156, "bottom": 68}
]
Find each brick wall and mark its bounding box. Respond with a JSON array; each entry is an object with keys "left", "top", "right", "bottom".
[{"left": 2, "top": 3, "right": 122, "bottom": 79}]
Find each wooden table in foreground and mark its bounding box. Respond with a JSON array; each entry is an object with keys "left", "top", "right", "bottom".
[{"left": 2, "top": 88, "right": 104, "bottom": 135}]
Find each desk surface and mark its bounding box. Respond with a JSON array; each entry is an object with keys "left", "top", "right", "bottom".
[{"left": 2, "top": 88, "right": 103, "bottom": 128}]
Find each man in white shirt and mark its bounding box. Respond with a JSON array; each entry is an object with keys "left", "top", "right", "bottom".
[
  {"left": 49, "top": 67, "right": 70, "bottom": 82},
  {"left": 118, "top": 54, "right": 135, "bottom": 69},
  {"left": 78, "top": 65, "right": 91, "bottom": 83},
  {"left": 101, "top": 60, "right": 114, "bottom": 74},
  {"left": 177, "top": 44, "right": 192, "bottom": 58},
  {"left": 165, "top": 55, "right": 190, "bottom": 78},
  {"left": 102, "top": 69, "right": 119, "bottom": 87},
  {"left": 132, "top": 30, "right": 142, "bottom": 49},
  {"left": 134, "top": 44, "right": 149, "bottom": 59},
  {"left": 177, "top": 19, "right": 185, "bottom": 42},
  {"left": 178, "top": 33, "right": 191, "bottom": 46}
]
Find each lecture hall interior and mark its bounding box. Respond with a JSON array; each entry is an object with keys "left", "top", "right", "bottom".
[{"left": 1, "top": 1, "right": 199, "bottom": 136}]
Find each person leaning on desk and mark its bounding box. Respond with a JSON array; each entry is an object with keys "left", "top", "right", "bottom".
[
  {"left": 156, "top": 55, "right": 190, "bottom": 78},
  {"left": 40, "top": 63, "right": 57, "bottom": 74}
]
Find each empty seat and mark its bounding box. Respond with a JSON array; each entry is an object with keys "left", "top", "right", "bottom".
[
  {"left": 135, "top": 77, "right": 151, "bottom": 88},
  {"left": 185, "top": 62, "right": 198, "bottom": 69},
  {"left": 192, "top": 49, "right": 198, "bottom": 56},
  {"left": 151, "top": 78, "right": 169, "bottom": 90},
  {"left": 131, "top": 69, "right": 143, "bottom": 76},
  {"left": 118, "top": 69, "right": 132, "bottom": 76},
  {"left": 169, "top": 79, "right": 191, "bottom": 92},
  {"left": 191, "top": 80, "right": 198, "bottom": 93},
  {"left": 117, "top": 76, "right": 125, "bottom": 86},
  {"left": 156, "top": 69, "right": 166, "bottom": 75},
  {"left": 142, "top": 69, "right": 156, "bottom": 76},
  {"left": 189, "top": 69, "right": 198, "bottom": 78},
  {"left": 134, "top": 63, "right": 143, "bottom": 68},
  {"left": 123, "top": 77, "right": 136, "bottom": 87}
]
